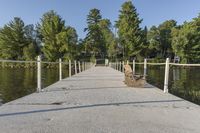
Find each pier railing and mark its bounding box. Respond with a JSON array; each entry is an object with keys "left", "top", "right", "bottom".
[
  {"left": 109, "top": 58, "right": 200, "bottom": 93},
  {"left": 0, "top": 56, "right": 95, "bottom": 92}
]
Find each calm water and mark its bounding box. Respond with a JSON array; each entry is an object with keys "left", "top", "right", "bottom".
[
  {"left": 0, "top": 63, "right": 70, "bottom": 103},
  {"left": 135, "top": 64, "right": 200, "bottom": 105},
  {"left": 0, "top": 64, "right": 200, "bottom": 105}
]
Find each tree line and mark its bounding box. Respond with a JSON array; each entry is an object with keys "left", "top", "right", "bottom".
[{"left": 0, "top": 1, "right": 199, "bottom": 63}]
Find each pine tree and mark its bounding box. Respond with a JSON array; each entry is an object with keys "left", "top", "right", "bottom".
[
  {"left": 84, "top": 8, "right": 105, "bottom": 58},
  {"left": 0, "top": 17, "right": 35, "bottom": 60},
  {"left": 37, "top": 10, "right": 77, "bottom": 61},
  {"left": 64, "top": 26, "right": 78, "bottom": 60},
  {"left": 116, "top": 1, "right": 143, "bottom": 60},
  {"left": 99, "top": 19, "right": 117, "bottom": 59}
]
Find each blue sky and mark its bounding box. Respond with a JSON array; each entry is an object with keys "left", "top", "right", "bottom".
[{"left": 0, "top": 0, "right": 200, "bottom": 39}]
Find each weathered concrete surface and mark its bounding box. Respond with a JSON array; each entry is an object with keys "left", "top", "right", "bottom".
[{"left": 0, "top": 67, "right": 200, "bottom": 133}]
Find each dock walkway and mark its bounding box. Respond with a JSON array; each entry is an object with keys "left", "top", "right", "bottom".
[{"left": 0, "top": 66, "right": 200, "bottom": 133}]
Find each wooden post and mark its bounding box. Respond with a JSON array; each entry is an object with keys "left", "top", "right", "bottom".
[
  {"left": 164, "top": 58, "right": 170, "bottom": 93},
  {"left": 74, "top": 60, "right": 77, "bottom": 74},
  {"left": 122, "top": 61, "right": 124, "bottom": 73},
  {"left": 144, "top": 58, "right": 147, "bottom": 79},
  {"left": 78, "top": 61, "right": 81, "bottom": 73},
  {"left": 59, "top": 58, "right": 62, "bottom": 81},
  {"left": 37, "top": 56, "right": 41, "bottom": 92},
  {"left": 69, "top": 60, "right": 71, "bottom": 77},
  {"left": 132, "top": 60, "right": 135, "bottom": 75}
]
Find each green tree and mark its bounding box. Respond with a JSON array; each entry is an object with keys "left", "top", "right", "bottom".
[
  {"left": 0, "top": 17, "right": 38, "bottom": 60},
  {"left": 84, "top": 8, "right": 105, "bottom": 58},
  {"left": 64, "top": 26, "right": 78, "bottom": 60},
  {"left": 140, "top": 26, "right": 148, "bottom": 57},
  {"left": 158, "top": 20, "right": 176, "bottom": 58},
  {"left": 37, "top": 10, "right": 70, "bottom": 61},
  {"left": 116, "top": 1, "right": 143, "bottom": 60},
  {"left": 23, "top": 24, "right": 40, "bottom": 60},
  {"left": 147, "top": 20, "right": 176, "bottom": 59},
  {"left": 171, "top": 17, "right": 200, "bottom": 63},
  {"left": 147, "top": 26, "right": 161, "bottom": 58},
  {"left": 99, "top": 19, "right": 117, "bottom": 59}
]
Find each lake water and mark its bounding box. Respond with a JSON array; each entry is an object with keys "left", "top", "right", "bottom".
[
  {"left": 135, "top": 64, "right": 200, "bottom": 105},
  {"left": 0, "top": 64, "right": 200, "bottom": 105},
  {"left": 0, "top": 63, "right": 71, "bottom": 103}
]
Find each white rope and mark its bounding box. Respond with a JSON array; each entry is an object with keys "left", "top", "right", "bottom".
[
  {"left": 0, "top": 59, "right": 36, "bottom": 63},
  {"left": 42, "top": 61, "right": 59, "bottom": 64},
  {"left": 135, "top": 63, "right": 144, "bottom": 65},
  {"left": 147, "top": 63, "right": 166, "bottom": 65},
  {"left": 128, "top": 62, "right": 164, "bottom": 65},
  {"left": 0, "top": 59, "right": 72, "bottom": 65},
  {"left": 170, "top": 63, "right": 200, "bottom": 67},
  {"left": 125, "top": 62, "right": 200, "bottom": 66}
]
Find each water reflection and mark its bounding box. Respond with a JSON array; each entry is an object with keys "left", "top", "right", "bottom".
[
  {"left": 0, "top": 68, "right": 36, "bottom": 103},
  {"left": 172, "top": 68, "right": 180, "bottom": 81},
  {"left": 0, "top": 65, "right": 69, "bottom": 103},
  {"left": 170, "top": 67, "right": 200, "bottom": 104},
  {"left": 134, "top": 65, "right": 200, "bottom": 105}
]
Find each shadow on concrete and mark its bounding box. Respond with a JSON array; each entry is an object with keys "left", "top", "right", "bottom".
[
  {"left": 45, "top": 86, "right": 128, "bottom": 92},
  {"left": 45, "top": 84, "right": 155, "bottom": 92},
  {"left": 0, "top": 99, "right": 184, "bottom": 117},
  {"left": 61, "top": 78, "right": 123, "bottom": 82},
  {"left": 71, "top": 75, "right": 123, "bottom": 78},
  {"left": 44, "top": 84, "right": 155, "bottom": 93}
]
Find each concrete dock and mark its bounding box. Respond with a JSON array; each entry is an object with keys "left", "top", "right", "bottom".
[{"left": 0, "top": 66, "right": 200, "bottom": 133}]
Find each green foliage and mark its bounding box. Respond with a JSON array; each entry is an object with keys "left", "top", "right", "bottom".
[
  {"left": 116, "top": 1, "right": 143, "bottom": 60},
  {"left": 147, "top": 20, "right": 177, "bottom": 58},
  {"left": 37, "top": 10, "right": 66, "bottom": 61},
  {"left": 0, "top": 18, "right": 26, "bottom": 59},
  {"left": 23, "top": 43, "right": 37, "bottom": 61},
  {"left": 37, "top": 10, "right": 78, "bottom": 61},
  {"left": 140, "top": 26, "right": 148, "bottom": 57},
  {"left": 99, "top": 19, "right": 117, "bottom": 59},
  {"left": 0, "top": 17, "right": 38, "bottom": 60},
  {"left": 64, "top": 27, "right": 78, "bottom": 60},
  {"left": 171, "top": 17, "right": 200, "bottom": 63},
  {"left": 84, "top": 8, "right": 105, "bottom": 58},
  {"left": 24, "top": 24, "right": 40, "bottom": 60},
  {"left": 158, "top": 20, "right": 176, "bottom": 58}
]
